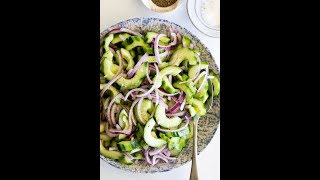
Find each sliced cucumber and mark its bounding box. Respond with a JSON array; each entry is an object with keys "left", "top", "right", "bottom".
[
  {"left": 103, "top": 34, "right": 114, "bottom": 60},
  {"left": 152, "top": 66, "right": 183, "bottom": 89},
  {"left": 188, "top": 62, "right": 209, "bottom": 79},
  {"left": 185, "top": 122, "right": 194, "bottom": 140},
  {"left": 100, "top": 141, "right": 123, "bottom": 160},
  {"left": 119, "top": 155, "right": 133, "bottom": 165},
  {"left": 200, "top": 92, "right": 209, "bottom": 103},
  {"left": 101, "top": 85, "right": 120, "bottom": 104},
  {"left": 144, "top": 118, "right": 167, "bottom": 148},
  {"left": 193, "top": 49, "right": 201, "bottom": 56},
  {"left": 165, "top": 126, "right": 190, "bottom": 137},
  {"left": 121, "top": 36, "right": 150, "bottom": 51},
  {"left": 162, "top": 76, "right": 179, "bottom": 94},
  {"left": 100, "top": 57, "right": 119, "bottom": 81},
  {"left": 182, "top": 36, "right": 191, "bottom": 47},
  {"left": 192, "top": 99, "right": 206, "bottom": 116},
  {"left": 117, "top": 109, "right": 130, "bottom": 140},
  {"left": 168, "top": 137, "right": 180, "bottom": 150},
  {"left": 116, "top": 62, "right": 147, "bottom": 91},
  {"left": 100, "top": 133, "right": 113, "bottom": 141},
  {"left": 120, "top": 48, "right": 135, "bottom": 71},
  {"left": 132, "top": 153, "right": 144, "bottom": 159},
  {"left": 111, "top": 33, "right": 131, "bottom": 44},
  {"left": 188, "top": 107, "right": 196, "bottom": 117},
  {"left": 169, "top": 47, "right": 197, "bottom": 66},
  {"left": 104, "top": 140, "right": 111, "bottom": 147},
  {"left": 173, "top": 81, "right": 194, "bottom": 105},
  {"left": 168, "top": 137, "right": 188, "bottom": 157},
  {"left": 134, "top": 99, "right": 154, "bottom": 125},
  {"left": 135, "top": 123, "right": 144, "bottom": 142},
  {"left": 129, "top": 146, "right": 142, "bottom": 154},
  {"left": 111, "top": 140, "right": 118, "bottom": 149},
  {"left": 117, "top": 140, "right": 140, "bottom": 152},
  {"left": 154, "top": 104, "right": 182, "bottom": 128},
  {"left": 194, "top": 76, "right": 209, "bottom": 98},
  {"left": 100, "top": 121, "right": 106, "bottom": 133},
  {"left": 145, "top": 32, "right": 171, "bottom": 44},
  {"left": 210, "top": 72, "right": 220, "bottom": 97}
]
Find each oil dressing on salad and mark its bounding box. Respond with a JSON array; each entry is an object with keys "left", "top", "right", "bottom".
[{"left": 100, "top": 27, "right": 220, "bottom": 166}]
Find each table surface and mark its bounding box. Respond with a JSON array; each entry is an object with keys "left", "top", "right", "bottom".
[{"left": 100, "top": 0, "right": 220, "bottom": 179}]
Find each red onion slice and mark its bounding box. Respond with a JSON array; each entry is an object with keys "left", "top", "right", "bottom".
[
  {"left": 119, "top": 34, "right": 127, "bottom": 41},
  {"left": 100, "top": 72, "right": 123, "bottom": 97},
  {"left": 197, "top": 66, "right": 209, "bottom": 93},
  {"left": 136, "top": 64, "right": 159, "bottom": 98},
  {"left": 107, "top": 27, "right": 121, "bottom": 34},
  {"left": 177, "top": 92, "right": 186, "bottom": 103},
  {"left": 109, "top": 124, "right": 132, "bottom": 135},
  {"left": 166, "top": 102, "right": 181, "bottom": 114},
  {"left": 169, "top": 33, "right": 177, "bottom": 46},
  {"left": 157, "top": 89, "right": 179, "bottom": 97},
  {"left": 105, "top": 122, "right": 119, "bottom": 138},
  {"left": 109, "top": 47, "right": 115, "bottom": 55},
  {"left": 107, "top": 93, "right": 124, "bottom": 127},
  {"left": 110, "top": 104, "right": 117, "bottom": 127},
  {"left": 154, "top": 34, "right": 166, "bottom": 64},
  {"left": 159, "top": 152, "right": 176, "bottom": 160},
  {"left": 159, "top": 49, "right": 169, "bottom": 58},
  {"left": 152, "top": 155, "right": 168, "bottom": 165},
  {"left": 109, "top": 43, "right": 117, "bottom": 49},
  {"left": 123, "top": 152, "right": 134, "bottom": 160},
  {"left": 124, "top": 88, "right": 148, "bottom": 101},
  {"left": 144, "top": 150, "right": 152, "bottom": 165},
  {"left": 194, "top": 71, "right": 207, "bottom": 85},
  {"left": 177, "top": 33, "right": 182, "bottom": 44},
  {"left": 146, "top": 65, "right": 153, "bottom": 84},
  {"left": 189, "top": 43, "right": 194, "bottom": 49},
  {"left": 116, "top": 124, "right": 121, "bottom": 130},
  {"left": 171, "top": 96, "right": 179, "bottom": 102},
  {"left": 103, "top": 97, "right": 111, "bottom": 110},
  {"left": 109, "top": 147, "right": 118, "bottom": 151},
  {"left": 163, "top": 149, "right": 171, "bottom": 157},
  {"left": 155, "top": 90, "right": 159, "bottom": 105},
  {"left": 185, "top": 114, "right": 191, "bottom": 120},
  {"left": 152, "top": 159, "right": 160, "bottom": 166},
  {"left": 127, "top": 53, "right": 148, "bottom": 78},
  {"left": 156, "top": 118, "right": 189, "bottom": 133},
  {"left": 179, "top": 55, "right": 201, "bottom": 84},
  {"left": 182, "top": 40, "right": 186, "bottom": 48},
  {"left": 166, "top": 111, "right": 186, "bottom": 117},
  {"left": 119, "top": 28, "right": 143, "bottom": 37},
  {"left": 107, "top": 27, "right": 143, "bottom": 37},
  {"left": 129, "top": 98, "right": 140, "bottom": 126},
  {"left": 149, "top": 145, "right": 167, "bottom": 156},
  {"left": 180, "top": 98, "right": 186, "bottom": 111},
  {"left": 137, "top": 97, "right": 146, "bottom": 124},
  {"left": 140, "top": 85, "right": 151, "bottom": 89}
]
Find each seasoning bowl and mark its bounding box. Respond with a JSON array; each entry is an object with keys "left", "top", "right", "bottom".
[
  {"left": 187, "top": 0, "right": 220, "bottom": 38},
  {"left": 141, "top": 0, "right": 185, "bottom": 13}
]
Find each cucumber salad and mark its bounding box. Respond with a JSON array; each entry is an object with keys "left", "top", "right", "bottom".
[{"left": 100, "top": 27, "right": 220, "bottom": 166}]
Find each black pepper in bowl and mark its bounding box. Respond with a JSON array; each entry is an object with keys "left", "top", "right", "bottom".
[{"left": 151, "top": 0, "right": 178, "bottom": 7}]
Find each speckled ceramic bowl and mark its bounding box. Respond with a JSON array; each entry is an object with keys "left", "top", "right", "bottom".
[{"left": 100, "top": 18, "right": 220, "bottom": 173}]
